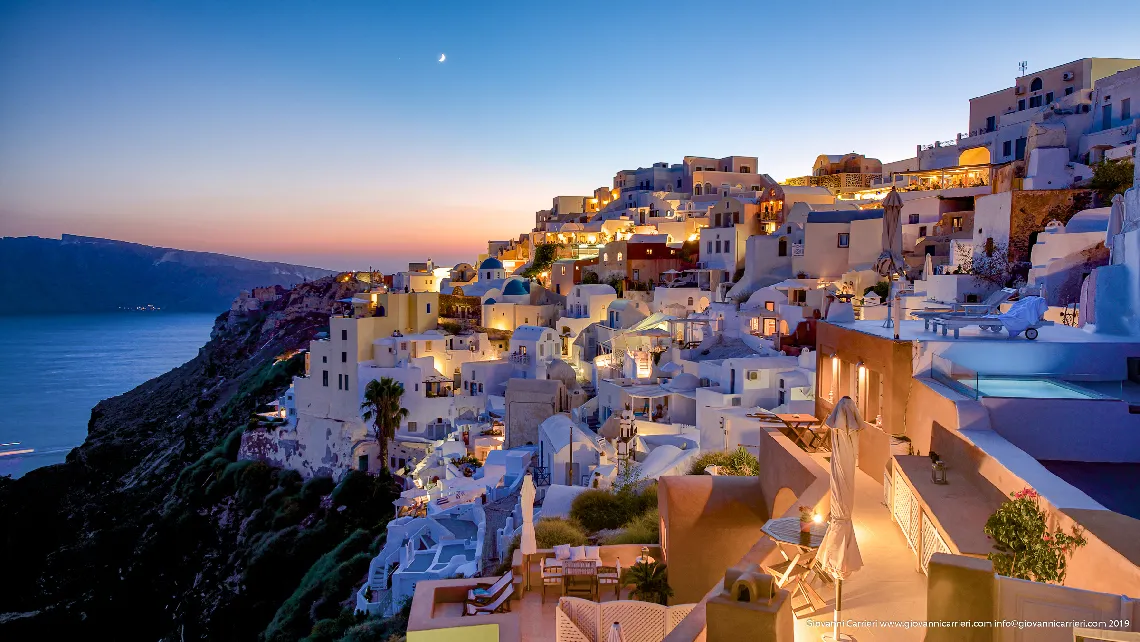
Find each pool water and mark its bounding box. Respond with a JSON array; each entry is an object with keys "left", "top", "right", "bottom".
[{"left": 968, "top": 378, "right": 1098, "bottom": 399}]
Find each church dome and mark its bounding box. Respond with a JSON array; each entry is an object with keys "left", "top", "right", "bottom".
[
  {"left": 502, "top": 279, "right": 529, "bottom": 296},
  {"left": 479, "top": 257, "right": 504, "bottom": 270}
]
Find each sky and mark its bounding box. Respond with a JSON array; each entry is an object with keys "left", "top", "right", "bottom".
[{"left": 1, "top": 0, "right": 1138, "bottom": 271}]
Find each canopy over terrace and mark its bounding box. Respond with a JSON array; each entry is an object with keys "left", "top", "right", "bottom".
[
  {"left": 668, "top": 317, "right": 713, "bottom": 347},
  {"left": 620, "top": 382, "right": 697, "bottom": 422}
]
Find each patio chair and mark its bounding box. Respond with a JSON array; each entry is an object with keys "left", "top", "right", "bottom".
[
  {"left": 466, "top": 570, "right": 513, "bottom": 607},
  {"left": 463, "top": 583, "right": 514, "bottom": 616},
  {"left": 541, "top": 558, "right": 563, "bottom": 604},
  {"left": 597, "top": 561, "right": 621, "bottom": 600},
  {"left": 931, "top": 296, "right": 1052, "bottom": 340},
  {"left": 762, "top": 550, "right": 824, "bottom": 615}
]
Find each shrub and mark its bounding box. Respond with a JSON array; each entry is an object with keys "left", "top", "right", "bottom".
[
  {"left": 534, "top": 517, "right": 588, "bottom": 549},
  {"left": 263, "top": 529, "right": 375, "bottom": 642},
  {"left": 984, "top": 488, "right": 1087, "bottom": 584},
  {"left": 570, "top": 490, "right": 629, "bottom": 531},
  {"left": 687, "top": 447, "right": 758, "bottom": 476},
  {"left": 603, "top": 508, "right": 660, "bottom": 545},
  {"left": 1090, "top": 158, "right": 1134, "bottom": 201}
]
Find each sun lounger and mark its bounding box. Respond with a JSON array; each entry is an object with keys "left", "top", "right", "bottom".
[
  {"left": 912, "top": 288, "right": 1018, "bottom": 330},
  {"left": 930, "top": 296, "right": 1052, "bottom": 340},
  {"left": 466, "top": 570, "right": 513, "bottom": 606},
  {"left": 463, "top": 583, "right": 513, "bottom": 616}
]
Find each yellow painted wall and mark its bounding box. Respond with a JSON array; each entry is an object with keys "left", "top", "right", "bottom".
[{"left": 407, "top": 623, "right": 499, "bottom": 642}]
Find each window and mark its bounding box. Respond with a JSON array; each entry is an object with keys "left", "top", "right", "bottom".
[
  {"left": 733, "top": 212, "right": 740, "bottom": 224},
  {"left": 687, "top": 297, "right": 694, "bottom": 305},
  {"left": 740, "top": 166, "right": 751, "bottom": 173},
  {"left": 1015, "top": 137, "right": 1027, "bottom": 160},
  {"left": 764, "top": 301, "right": 775, "bottom": 311},
  {"left": 985, "top": 237, "right": 995, "bottom": 256},
  {"left": 337, "top": 373, "right": 342, "bottom": 390},
  {"left": 985, "top": 115, "right": 995, "bottom": 132},
  {"left": 952, "top": 216, "right": 963, "bottom": 229},
  {"left": 322, "top": 355, "right": 327, "bottom": 363},
  {"left": 694, "top": 184, "right": 702, "bottom": 195},
  {"left": 1017, "top": 98, "right": 1025, "bottom": 111},
  {"left": 358, "top": 455, "right": 368, "bottom": 472},
  {"left": 1123, "top": 98, "right": 1132, "bottom": 121},
  {"left": 408, "top": 422, "right": 417, "bottom": 432},
  {"left": 706, "top": 242, "right": 712, "bottom": 254},
  {"left": 377, "top": 305, "right": 386, "bottom": 317},
  {"left": 778, "top": 238, "right": 787, "bottom": 257},
  {"left": 414, "top": 383, "right": 419, "bottom": 392},
  {"left": 724, "top": 240, "right": 731, "bottom": 254},
  {"left": 908, "top": 213, "right": 920, "bottom": 224},
  {"left": 322, "top": 370, "right": 329, "bottom": 387},
  {"left": 1065, "top": 86, "right": 1074, "bottom": 96},
  {"left": 616, "top": 252, "right": 623, "bottom": 261},
  {"left": 426, "top": 303, "right": 431, "bottom": 314},
  {"left": 425, "top": 341, "right": 432, "bottom": 351},
  {"left": 1045, "top": 91, "right": 1053, "bottom": 104},
  {"left": 792, "top": 289, "right": 807, "bottom": 304},
  {"left": 400, "top": 342, "right": 407, "bottom": 351},
  {"left": 918, "top": 226, "right": 927, "bottom": 237},
  {"left": 837, "top": 233, "right": 850, "bottom": 248},
  {"left": 714, "top": 212, "right": 722, "bottom": 227},
  {"left": 478, "top": 383, "right": 484, "bottom": 393},
  {"left": 645, "top": 248, "right": 652, "bottom": 255},
  {"left": 1003, "top": 140, "right": 1012, "bottom": 157},
  {"left": 1103, "top": 104, "right": 1114, "bottom": 129},
  {"left": 604, "top": 253, "right": 609, "bottom": 261},
  {"left": 341, "top": 351, "right": 347, "bottom": 363},
  {"left": 715, "top": 240, "right": 721, "bottom": 253},
  {"left": 341, "top": 329, "right": 348, "bottom": 341},
  {"left": 763, "top": 318, "right": 777, "bottom": 335},
  {"left": 560, "top": 266, "right": 566, "bottom": 275},
  {"left": 1030, "top": 77, "right": 1042, "bottom": 92},
  {"left": 747, "top": 370, "right": 758, "bottom": 380},
  {"left": 632, "top": 269, "right": 640, "bottom": 281},
  {"left": 1029, "top": 95, "right": 1042, "bottom": 108}
]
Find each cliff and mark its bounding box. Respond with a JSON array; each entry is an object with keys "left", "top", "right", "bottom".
[
  {"left": 0, "top": 276, "right": 405, "bottom": 641},
  {"left": 0, "top": 235, "right": 337, "bottom": 314}
]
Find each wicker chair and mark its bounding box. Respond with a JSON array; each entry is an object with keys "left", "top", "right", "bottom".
[
  {"left": 597, "top": 560, "right": 621, "bottom": 600},
  {"left": 541, "top": 558, "right": 563, "bottom": 604}
]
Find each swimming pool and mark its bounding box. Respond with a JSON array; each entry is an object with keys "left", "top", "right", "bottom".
[{"left": 964, "top": 377, "right": 1100, "bottom": 399}]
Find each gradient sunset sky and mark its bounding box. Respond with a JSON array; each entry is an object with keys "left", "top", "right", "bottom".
[{"left": 2, "top": 1, "right": 1137, "bottom": 271}]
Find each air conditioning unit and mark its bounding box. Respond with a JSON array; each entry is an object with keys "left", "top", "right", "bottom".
[
  {"left": 1014, "top": 85, "right": 1025, "bottom": 95},
  {"left": 1062, "top": 71, "right": 1074, "bottom": 81}
]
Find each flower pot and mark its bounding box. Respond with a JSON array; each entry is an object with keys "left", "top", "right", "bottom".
[{"left": 800, "top": 520, "right": 812, "bottom": 533}]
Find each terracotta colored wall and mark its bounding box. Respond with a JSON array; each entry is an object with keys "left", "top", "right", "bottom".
[{"left": 815, "top": 322, "right": 913, "bottom": 478}]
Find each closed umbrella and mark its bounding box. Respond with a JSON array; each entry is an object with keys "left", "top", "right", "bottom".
[
  {"left": 606, "top": 622, "right": 625, "bottom": 642},
  {"left": 875, "top": 188, "right": 906, "bottom": 337},
  {"left": 520, "top": 474, "right": 538, "bottom": 590},
  {"left": 817, "top": 396, "right": 865, "bottom": 642},
  {"left": 922, "top": 253, "right": 934, "bottom": 280},
  {"left": 1107, "top": 193, "right": 1125, "bottom": 264}
]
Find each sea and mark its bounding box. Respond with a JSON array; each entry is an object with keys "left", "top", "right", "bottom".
[{"left": 0, "top": 313, "right": 217, "bottom": 478}]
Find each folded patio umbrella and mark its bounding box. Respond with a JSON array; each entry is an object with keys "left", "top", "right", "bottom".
[
  {"left": 606, "top": 622, "right": 625, "bottom": 642},
  {"left": 816, "top": 396, "right": 864, "bottom": 641},
  {"left": 520, "top": 474, "right": 538, "bottom": 589}
]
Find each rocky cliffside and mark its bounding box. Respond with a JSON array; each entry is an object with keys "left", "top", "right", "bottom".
[{"left": 0, "top": 275, "right": 404, "bottom": 641}]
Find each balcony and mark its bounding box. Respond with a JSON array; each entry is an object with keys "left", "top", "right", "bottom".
[{"left": 509, "top": 352, "right": 530, "bottom": 365}]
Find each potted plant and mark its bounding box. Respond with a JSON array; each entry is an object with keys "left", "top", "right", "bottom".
[
  {"left": 798, "top": 505, "right": 815, "bottom": 532},
  {"left": 622, "top": 560, "right": 674, "bottom": 605},
  {"left": 984, "top": 488, "right": 1087, "bottom": 584}
]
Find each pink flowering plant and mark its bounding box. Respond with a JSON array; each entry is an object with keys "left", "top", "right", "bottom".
[
  {"left": 798, "top": 505, "right": 814, "bottom": 523},
  {"left": 983, "top": 488, "right": 1087, "bottom": 584}
]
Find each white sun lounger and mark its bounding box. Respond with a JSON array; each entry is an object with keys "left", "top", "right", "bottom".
[
  {"left": 930, "top": 296, "right": 1053, "bottom": 340},
  {"left": 912, "top": 288, "right": 1019, "bottom": 331}
]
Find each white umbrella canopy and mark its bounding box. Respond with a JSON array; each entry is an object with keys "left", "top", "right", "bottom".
[
  {"left": 607, "top": 622, "right": 625, "bottom": 642},
  {"left": 922, "top": 253, "right": 934, "bottom": 280},
  {"left": 817, "top": 396, "right": 864, "bottom": 642},
  {"left": 520, "top": 474, "right": 537, "bottom": 556}
]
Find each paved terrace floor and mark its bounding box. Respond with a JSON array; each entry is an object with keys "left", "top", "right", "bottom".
[
  {"left": 447, "top": 463, "right": 927, "bottom": 641},
  {"left": 794, "top": 457, "right": 926, "bottom": 642}
]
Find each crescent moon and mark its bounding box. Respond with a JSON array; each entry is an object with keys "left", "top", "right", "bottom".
[{"left": 438, "top": 53, "right": 446, "bottom": 63}]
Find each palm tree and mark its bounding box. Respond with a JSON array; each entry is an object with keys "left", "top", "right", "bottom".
[{"left": 360, "top": 377, "right": 408, "bottom": 473}]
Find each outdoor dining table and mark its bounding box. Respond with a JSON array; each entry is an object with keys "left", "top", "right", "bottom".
[
  {"left": 775, "top": 413, "right": 828, "bottom": 452},
  {"left": 760, "top": 517, "right": 830, "bottom": 613}
]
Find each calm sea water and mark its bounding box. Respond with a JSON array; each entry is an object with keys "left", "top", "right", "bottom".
[{"left": 0, "top": 313, "right": 216, "bottom": 478}]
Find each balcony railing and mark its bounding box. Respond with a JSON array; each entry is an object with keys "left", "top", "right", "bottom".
[{"left": 509, "top": 353, "right": 530, "bottom": 364}]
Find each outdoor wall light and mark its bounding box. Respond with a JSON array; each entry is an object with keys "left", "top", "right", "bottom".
[{"left": 812, "top": 513, "right": 823, "bottom": 524}]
